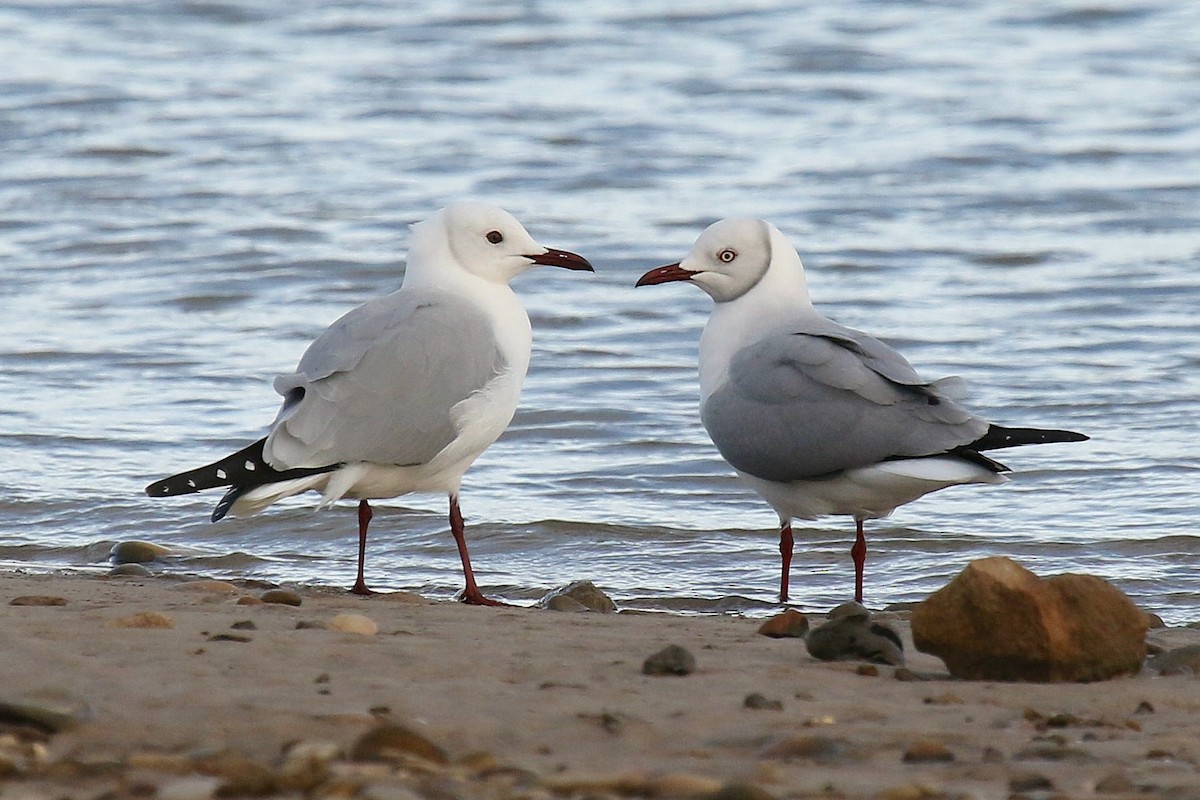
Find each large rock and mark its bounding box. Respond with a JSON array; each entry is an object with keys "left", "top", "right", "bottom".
[{"left": 911, "top": 557, "right": 1148, "bottom": 682}]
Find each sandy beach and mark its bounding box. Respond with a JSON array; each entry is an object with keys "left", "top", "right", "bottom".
[{"left": 3, "top": 571, "right": 1199, "bottom": 799}]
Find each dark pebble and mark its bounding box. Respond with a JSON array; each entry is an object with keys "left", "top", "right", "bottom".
[
  {"left": 743, "top": 693, "right": 783, "bottom": 711},
  {"left": 642, "top": 645, "right": 696, "bottom": 676}
]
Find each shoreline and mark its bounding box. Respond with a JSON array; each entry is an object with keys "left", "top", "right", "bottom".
[{"left": 3, "top": 570, "right": 1199, "bottom": 798}]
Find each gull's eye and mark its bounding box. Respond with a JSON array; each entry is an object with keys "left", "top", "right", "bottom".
[
  {"left": 718, "top": 248, "right": 737, "bottom": 263},
  {"left": 486, "top": 230, "right": 504, "bottom": 245}
]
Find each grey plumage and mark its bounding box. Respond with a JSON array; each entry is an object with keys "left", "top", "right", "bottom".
[
  {"left": 266, "top": 289, "right": 505, "bottom": 470},
  {"left": 700, "top": 322, "right": 988, "bottom": 483}
]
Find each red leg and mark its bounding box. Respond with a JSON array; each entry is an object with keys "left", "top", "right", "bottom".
[
  {"left": 850, "top": 518, "right": 866, "bottom": 604},
  {"left": 349, "top": 499, "right": 374, "bottom": 596},
  {"left": 449, "top": 495, "right": 504, "bottom": 606},
  {"left": 778, "top": 520, "right": 794, "bottom": 603}
]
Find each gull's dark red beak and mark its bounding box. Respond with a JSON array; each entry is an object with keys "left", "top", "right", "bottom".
[
  {"left": 635, "top": 263, "right": 697, "bottom": 287},
  {"left": 528, "top": 248, "right": 594, "bottom": 272}
]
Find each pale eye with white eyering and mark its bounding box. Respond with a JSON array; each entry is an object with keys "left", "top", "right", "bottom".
[
  {"left": 718, "top": 248, "right": 737, "bottom": 263},
  {"left": 486, "top": 230, "right": 504, "bottom": 244}
]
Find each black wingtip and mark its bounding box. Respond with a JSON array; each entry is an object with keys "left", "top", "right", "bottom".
[
  {"left": 970, "top": 425, "right": 1089, "bottom": 452},
  {"left": 211, "top": 486, "right": 244, "bottom": 522}
]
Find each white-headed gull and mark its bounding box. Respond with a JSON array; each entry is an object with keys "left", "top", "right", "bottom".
[
  {"left": 636, "top": 217, "right": 1086, "bottom": 604},
  {"left": 147, "top": 202, "right": 593, "bottom": 605}
]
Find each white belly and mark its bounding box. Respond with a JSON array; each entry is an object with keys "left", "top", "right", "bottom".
[{"left": 739, "top": 456, "right": 1008, "bottom": 522}]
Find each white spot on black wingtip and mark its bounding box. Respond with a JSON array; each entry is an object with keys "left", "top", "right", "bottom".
[
  {"left": 244, "top": 460, "right": 256, "bottom": 471},
  {"left": 216, "top": 469, "right": 227, "bottom": 480},
  {"left": 187, "top": 480, "right": 196, "bottom": 488}
]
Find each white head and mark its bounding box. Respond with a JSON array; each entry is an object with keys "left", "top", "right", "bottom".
[
  {"left": 406, "top": 201, "right": 592, "bottom": 286},
  {"left": 635, "top": 217, "right": 809, "bottom": 305}
]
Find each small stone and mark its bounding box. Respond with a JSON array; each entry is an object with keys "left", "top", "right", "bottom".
[
  {"left": 295, "top": 620, "right": 324, "bottom": 629},
  {"left": 0, "top": 691, "right": 93, "bottom": 734},
  {"left": 236, "top": 596, "right": 265, "bottom": 606},
  {"left": 351, "top": 723, "right": 449, "bottom": 765},
  {"left": 743, "top": 693, "right": 783, "bottom": 711},
  {"left": 277, "top": 740, "right": 337, "bottom": 792},
  {"left": 538, "top": 580, "right": 616, "bottom": 613},
  {"left": 261, "top": 589, "right": 302, "bottom": 606},
  {"left": 757, "top": 609, "right": 810, "bottom": 638},
  {"left": 876, "top": 785, "right": 943, "bottom": 800},
  {"left": 760, "top": 735, "right": 854, "bottom": 764},
  {"left": 231, "top": 620, "right": 257, "bottom": 630},
  {"left": 196, "top": 753, "right": 276, "bottom": 796},
  {"left": 923, "top": 693, "right": 964, "bottom": 705},
  {"left": 109, "top": 563, "right": 153, "bottom": 577},
  {"left": 1094, "top": 770, "right": 1134, "bottom": 793},
  {"left": 828, "top": 601, "right": 870, "bottom": 621},
  {"left": 806, "top": 610, "right": 904, "bottom": 665},
  {"left": 9, "top": 596, "right": 67, "bottom": 606},
  {"left": 1135, "top": 700, "right": 1155, "bottom": 714},
  {"left": 642, "top": 645, "right": 696, "bottom": 676},
  {"left": 329, "top": 613, "right": 378, "bottom": 635},
  {"left": 706, "top": 782, "right": 779, "bottom": 800},
  {"left": 111, "top": 611, "right": 175, "bottom": 629},
  {"left": 1008, "top": 772, "right": 1054, "bottom": 792},
  {"left": 646, "top": 773, "right": 725, "bottom": 797},
  {"left": 855, "top": 664, "right": 879, "bottom": 677},
  {"left": 542, "top": 595, "right": 590, "bottom": 612},
  {"left": 206, "top": 633, "right": 252, "bottom": 643},
  {"left": 1147, "top": 644, "right": 1200, "bottom": 675},
  {"left": 902, "top": 739, "right": 955, "bottom": 763},
  {"left": 157, "top": 775, "right": 222, "bottom": 800},
  {"left": 109, "top": 540, "right": 172, "bottom": 564}
]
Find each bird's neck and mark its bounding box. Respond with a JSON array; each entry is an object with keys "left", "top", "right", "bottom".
[{"left": 699, "top": 257, "right": 815, "bottom": 399}]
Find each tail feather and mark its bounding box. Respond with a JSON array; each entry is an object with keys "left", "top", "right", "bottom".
[
  {"left": 967, "top": 424, "right": 1089, "bottom": 452},
  {"left": 145, "top": 437, "right": 340, "bottom": 517}
]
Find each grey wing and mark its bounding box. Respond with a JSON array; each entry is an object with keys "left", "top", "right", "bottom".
[
  {"left": 700, "top": 331, "right": 988, "bottom": 481},
  {"left": 263, "top": 290, "right": 506, "bottom": 469}
]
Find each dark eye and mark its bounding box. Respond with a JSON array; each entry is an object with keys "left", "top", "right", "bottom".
[
  {"left": 718, "top": 248, "right": 736, "bottom": 263},
  {"left": 486, "top": 230, "right": 504, "bottom": 244}
]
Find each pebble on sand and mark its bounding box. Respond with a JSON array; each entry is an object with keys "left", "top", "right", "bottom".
[
  {"left": 109, "top": 540, "right": 172, "bottom": 564},
  {"left": 743, "top": 693, "right": 783, "bottom": 711},
  {"left": 0, "top": 691, "right": 93, "bottom": 734},
  {"left": 109, "top": 563, "right": 153, "bottom": 577},
  {"left": 260, "top": 589, "right": 303, "bottom": 606},
  {"left": 1146, "top": 644, "right": 1200, "bottom": 676},
  {"left": 756, "top": 609, "right": 809, "bottom": 638},
  {"left": 642, "top": 645, "right": 696, "bottom": 676},
  {"left": 9, "top": 595, "right": 67, "bottom": 606},
  {"left": 538, "top": 580, "right": 617, "bottom": 613},
  {"left": 805, "top": 603, "right": 904, "bottom": 666},
  {"left": 351, "top": 722, "right": 449, "bottom": 765},
  {"left": 111, "top": 611, "right": 175, "bottom": 629},
  {"left": 901, "top": 739, "right": 955, "bottom": 763},
  {"left": 329, "top": 613, "right": 379, "bottom": 636}
]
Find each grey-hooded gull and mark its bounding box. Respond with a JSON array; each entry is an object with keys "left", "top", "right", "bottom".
[
  {"left": 146, "top": 202, "right": 593, "bottom": 605},
  {"left": 636, "top": 217, "right": 1087, "bottom": 604}
]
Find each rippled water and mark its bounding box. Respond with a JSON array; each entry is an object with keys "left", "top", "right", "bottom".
[{"left": 3, "top": 1, "right": 1198, "bottom": 622}]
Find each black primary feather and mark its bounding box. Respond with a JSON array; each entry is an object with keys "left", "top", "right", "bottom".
[
  {"left": 144, "top": 438, "right": 340, "bottom": 521},
  {"left": 968, "top": 424, "right": 1089, "bottom": 452}
]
